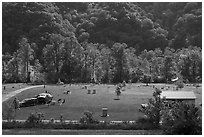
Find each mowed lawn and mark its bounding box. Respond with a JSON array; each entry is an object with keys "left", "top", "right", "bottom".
[
  {"left": 2, "top": 83, "right": 29, "bottom": 95},
  {"left": 2, "top": 83, "right": 202, "bottom": 121}
]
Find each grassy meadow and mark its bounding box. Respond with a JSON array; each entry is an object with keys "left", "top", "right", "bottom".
[{"left": 2, "top": 83, "right": 202, "bottom": 121}]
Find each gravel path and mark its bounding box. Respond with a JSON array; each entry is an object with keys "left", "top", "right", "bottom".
[{"left": 2, "top": 85, "right": 43, "bottom": 102}]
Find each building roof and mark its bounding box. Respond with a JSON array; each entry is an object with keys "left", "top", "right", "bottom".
[{"left": 160, "top": 91, "right": 196, "bottom": 100}]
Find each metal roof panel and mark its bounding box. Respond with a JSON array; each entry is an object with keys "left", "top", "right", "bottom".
[{"left": 160, "top": 91, "right": 196, "bottom": 99}]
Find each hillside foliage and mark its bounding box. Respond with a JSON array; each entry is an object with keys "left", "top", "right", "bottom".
[{"left": 2, "top": 2, "right": 202, "bottom": 84}]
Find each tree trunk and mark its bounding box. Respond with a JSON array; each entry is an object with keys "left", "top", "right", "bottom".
[
  {"left": 84, "top": 54, "right": 87, "bottom": 82},
  {"left": 26, "top": 61, "right": 30, "bottom": 83},
  {"left": 92, "top": 58, "right": 96, "bottom": 83},
  {"left": 192, "top": 61, "right": 196, "bottom": 83}
]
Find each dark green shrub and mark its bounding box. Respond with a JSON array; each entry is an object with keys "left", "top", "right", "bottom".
[
  {"left": 142, "top": 74, "right": 152, "bottom": 85},
  {"left": 175, "top": 80, "right": 184, "bottom": 89},
  {"left": 136, "top": 117, "right": 152, "bottom": 124},
  {"left": 3, "top": 120, "right": 161, "bottom": 130},
  {"left": 79, "top": 111, "right": 99, "bottom": 124},
  {"left": 115, "top": 84, "right": 122, "bottom": 99},
  {"left": 25, "top": 112, "right": 44, "bottom": 127},
  {"left": 2, "top": 121, "right": 23, "bottom": 129},
  {"left": 161, "top": 102, "right": 202, "bottom": 135},
  {"left": 136, "top": 117, "right": 159, "bottom": 130},
  {"left": 152, "top": 76, "right": 166, "bottom": 83},
  {"left": 140, "top": 88, "right": 163, "bottom": 127}
]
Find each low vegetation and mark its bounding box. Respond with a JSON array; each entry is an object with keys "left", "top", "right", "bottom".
[
  {"left": 3, "top": 101, "right": 201, "bottom": 135},
  {"left": 161, "top": 102, "right": 202, "bottom": 135},
  {"left": 140, "top": 88, "right": 202, "bottom": 135}
]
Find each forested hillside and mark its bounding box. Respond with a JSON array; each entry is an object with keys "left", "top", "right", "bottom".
[{"left": 2, "top": 2, "right": 202, "bottom": 84}]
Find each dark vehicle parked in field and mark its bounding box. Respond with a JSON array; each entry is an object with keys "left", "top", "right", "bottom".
[
  {"left": 19, "top": 98, "right": 38, "bottom": 107},
  {"left": 19, "top": 93, "right": 53, "bottom": 107},
  {"left": 35, "top": 93, "right": 53, "bottom": 104}
]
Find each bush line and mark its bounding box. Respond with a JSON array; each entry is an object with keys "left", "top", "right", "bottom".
[{"left": 2, "top": 120, "right": 159, "bottom": 130}]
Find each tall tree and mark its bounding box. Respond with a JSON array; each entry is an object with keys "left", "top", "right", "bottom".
[
  {"left": 5, "top": 52, "right": 20, "bottom": 82},
  {"left": 124, "top": 47, "right": 138, "bottom": 83},
  {"left": 17, "top": 37, "right": 34, "bottom": 82},
  {"left": 177, "top": 47, "right": 202, "bottom": 83},
  {"left": 86, "top": 43, "right": 101, "bottom": 83},
  {"left": 112, "top": 43, "right": 128, "bottom": 83},
  {"left": 60, "top": 36, "right": 83, "bottom": 83},
  {"left": 100, "top": 47, "right": 114, "bottom": 83},
  {"left": 162, "top": 47, "right": 177, "bottom": 83},
  {"left": 43, "top": 34, "right": 65, "bottom": 83}
]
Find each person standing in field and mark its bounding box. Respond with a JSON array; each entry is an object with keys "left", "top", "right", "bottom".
[{"left": 13, "top": 97, "right": 20, "bottom": 110}]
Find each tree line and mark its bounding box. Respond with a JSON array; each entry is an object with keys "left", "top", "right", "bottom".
[{"left": 2, "top": 2, "right": 202, "bottom": 84}]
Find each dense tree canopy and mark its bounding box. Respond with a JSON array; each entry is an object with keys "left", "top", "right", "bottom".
[{"left": 2, "top": 2, "right": 202, "bottom": 84}]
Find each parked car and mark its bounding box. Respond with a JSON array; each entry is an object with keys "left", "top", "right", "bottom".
[
  {"left": 35, "top": 93, "right": 53, "bottom": 104},
  {"left": 19, "top": 98, "right": 38, "bottom": 107},
  {"left": 19, "top": 93, "right": 53, "bottom": 107}
]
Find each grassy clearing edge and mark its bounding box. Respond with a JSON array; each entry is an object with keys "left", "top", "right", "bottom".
[
  {"left": 2, "top": 120, "right": 159, "bottom": 131},
  {"left": 2, "top": 129, "right": 163, "bottom": 135}
]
